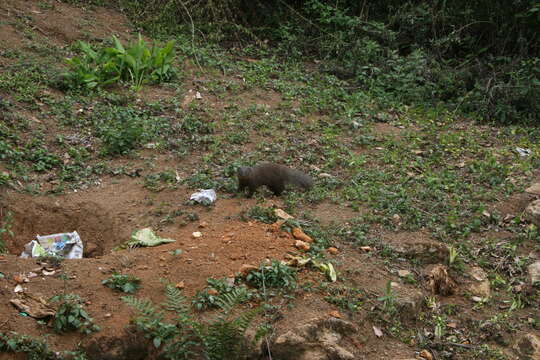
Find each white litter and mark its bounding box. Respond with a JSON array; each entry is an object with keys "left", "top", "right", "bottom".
[
  {"left": 20, "top": 231, "right": 83, "bottom": 259},
  {"left": 190, "top": 189, "right": 216, "bottom": 205}
]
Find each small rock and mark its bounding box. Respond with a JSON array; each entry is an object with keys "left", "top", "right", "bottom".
[
  {"left": 398, "top": 269, "right": 412, "bottom": 278},
  {"left": 240, "top": 264, "right": 258, "bottom": 276},
  {"left": 14, "top": 285, "right": 24, "bottom": 293},
  {"left": 319, "top": 173, "right": 333, "bottom": 178},
  {"left": 359, "top": 246, "right": 372, "bottom": 252},
  {"left": 525, "top": 199, "right": 540, "bottom": 226},
  {"left": 175, "top": 281, "right": 185, "bottom": 289},
  {"left": 267, "top": 318, "right": 358, "bottom": 360},
  {"left": 525, "top": 183, "right": 540, "bottom": 195},
  {"left": 192, "top": 231, "right": 202, "bottom": 238},
  {"left": 470, "top": 266, "right": 488, "bottom": 281},
  {"left": 327, "top": 247, "right": 339, "bottom": 255},
  {"left": 419, "top": 349, "right": 433, "bottom": 360},
  {"left": 527, "top": 261, "right": 540, "bottom": 284},
  {"left": 104, "top": 313, "right": 112, "bottom": 318},
  {"left": 471, "top": 296, "right": 483, "bottom": 302},
  {"left": 514, "top": 333, "right": 540, "bottom": 360},
  {"left": 295, "top": 240, "right": 310, "bottom": 251},
  {"left": 468, "top": 267, "right": 491, "bottom": 298},
  {"left": 198, "top": 221, "right": 208, "bottom": 228},
  {"left": 386, "top": 238, "right": 449, "bottom": 264},
  {"left": 275, "top": 209, "right": 294, "bottom": 220},
  {"left": 292, "top": 228, "right": 313, "bottom": 243}
]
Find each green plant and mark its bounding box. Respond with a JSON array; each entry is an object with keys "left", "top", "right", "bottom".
[
  {"left": 63, "top": 34, "right": 176, "bottom": 91},
  {"left": 49, "top": 294, "right": 100, "bottom": 334},
  {"left": 193, "top": 278, "right": 252, "bottom": 311},
  {"left": 0, "top": 332, "right": 58, "bottom": 360},
  {"left": 123, "top": 283, "right": 259, "bottom": 359},
  {"left": 102, "top": 273, "right": 142, "bottom": 293},
  {"left": 377, "top": 281, "right": 396, "bottom": 314},
  {"left": 245, "top": 260, "right": 297, "bottom": 290},
  {"left": 242, "top": 206, "right": 278, "bottom": 224}
]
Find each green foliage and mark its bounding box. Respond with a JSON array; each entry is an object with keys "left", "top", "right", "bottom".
[
  {"left": 193, "top": 278, "right": 253, "bottom": 311},
  {"left": 0, "top": 332, "right": 58, "bottom": 360},
  {"left": 377, "top": 281, "right": 396, "bottom": 314},
  {"left": 50, "top": 294, "right": 100, "bottom": 334},
  {"left": 242, "top": 205, "right": 277, "bottom": 224},
  {"left": 63, "top": 34, "right": 176, "bottom": 90},
  {"left": 123, "top": 283, "right": 258, "bottom": 359},
  {"left": 245, "top": 260, "right": 297, "bottom": 290},
  {"left": 102, "top": 273, "right": 142, "bottom": 293}
]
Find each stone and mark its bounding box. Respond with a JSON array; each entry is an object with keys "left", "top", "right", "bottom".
[
  {"left": 514, "top": 333, "right": 540, "bottom": 360},
  {"left": 327, "top": 247, "right": 339, "bottom": 255},
  {"left": 419, "top": 349, "right": 433, "bottom": 360},
  {"left": 266, "top": 318, "right": 358, "bottom": 360},
  {"left": 527, "top": 261, "right": 540, "bottom": 285},
  {"left": 398, "top": 269, "right": 412, "bottom": 278},
  {"left": 387, "top": 238, "right": 449, "bottom": 264},
  {"left": 468, "top": 280, "right": 491, "bottom": 298},
  {"left": 525, "top": 199, "right": 540, "bottom": 226},
  {"left": 525, "top": 183, "right": 540, "bottom": 195},
  {"left": 466, "top": 266, "right": 490, "bottom": 298},
  {"left": 292, "top": 227, "right": 313, "bottom": 243},
  {"left": 240, "top": 264, "right": 258, "bottom": 276},
  {"left": 294, "top": 240, "right": 310, "bottom": 251}
]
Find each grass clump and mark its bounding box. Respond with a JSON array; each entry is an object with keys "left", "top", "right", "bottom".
[{"left": 102, "top": 273, "right": 142, "bottom": 293}]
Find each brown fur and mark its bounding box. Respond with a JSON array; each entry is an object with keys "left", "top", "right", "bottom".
[{"left": 237, "top": 163, "right": 313, "bottom": 197}]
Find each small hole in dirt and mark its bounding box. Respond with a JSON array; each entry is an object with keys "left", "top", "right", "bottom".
[{"left": 3, "top": 195, "right": 123, "bottom": 258}]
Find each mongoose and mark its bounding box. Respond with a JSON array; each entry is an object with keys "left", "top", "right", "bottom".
[{"left": 237, "top": 163, "right": 313, "bottom": 197}]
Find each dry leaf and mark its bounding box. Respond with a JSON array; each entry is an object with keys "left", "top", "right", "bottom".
[{"left": 329, "top": 310, "right": 342, "bottom": 319}]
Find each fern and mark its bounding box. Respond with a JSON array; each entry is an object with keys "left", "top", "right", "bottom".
[
  {"left": 122, "top": 296, "right": 159, "bottom": 318},
  {"left": 214, "top": 287, "right": 250, "bottom": 314},
  {"left": 164, "top": 284, "right": 190, "bottom": 315},
  {"left": 123, "top": 285, "right": 259, "bottom": 359}
]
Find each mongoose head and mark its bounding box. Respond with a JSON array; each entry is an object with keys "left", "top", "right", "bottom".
[{"left": 237, "top": 166, "right": 251, "bottom": 177}]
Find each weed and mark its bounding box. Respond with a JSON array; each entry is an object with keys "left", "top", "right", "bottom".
[
  {"left": 123, "top": 283, "right": 259, "bottom": 359},
  {"left": 244, "top": 260, "right": 297, "bottom": 290},
  {"left": 49, "top": 294, "right": 100, "bottom": 334},
  {"left": 377, "top": 281, "right": 396, "bottom": 314},
  {"left": 193, "top": 278, "right": 252, "bottom": 311},
  {"left": 36, "top": 254, "right": 64, "bottom": 268},
  {"left": 102, "top": 273, "right": 142, "bottom": 293},
  {"left": 242, "top": 206, "right": 278, "bottom": 224},
  {"left": 324, "top": 286, "right": 365, "bottom": 312}
]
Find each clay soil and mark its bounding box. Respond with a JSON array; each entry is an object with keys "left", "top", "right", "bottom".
[{"left": 0, "top": 1, "right": 539, "bottom": 359}]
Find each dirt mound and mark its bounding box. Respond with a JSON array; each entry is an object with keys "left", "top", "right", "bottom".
[{"left": 2, "top": 191, "right": 122, "bottom": 257}]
